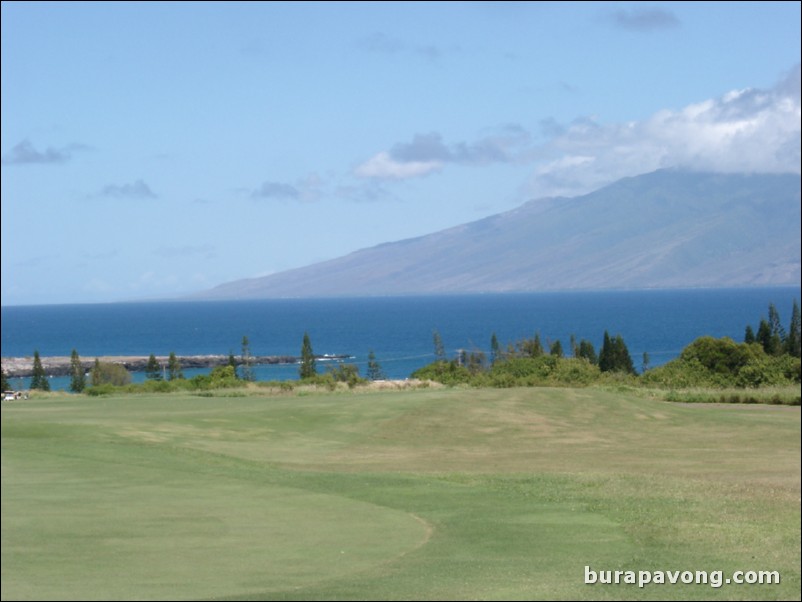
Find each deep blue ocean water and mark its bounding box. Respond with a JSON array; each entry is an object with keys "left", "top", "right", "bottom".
[{"left": 2, "top": 288, "right": 800, "bottom": 390}]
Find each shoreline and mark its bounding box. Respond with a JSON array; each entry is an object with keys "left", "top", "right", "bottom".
[{"left": 1, "top": 354, "right": 351, "bottom": 378}]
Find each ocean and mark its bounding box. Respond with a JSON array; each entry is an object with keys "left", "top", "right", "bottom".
[{"left": 2, "top": 287, "right": 800, "bottom": 390}]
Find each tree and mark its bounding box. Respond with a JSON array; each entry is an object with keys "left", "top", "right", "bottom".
[
  {"left": 1, "top": 368, "right": 10, "bottom": 392},
  {"left": 530, "top": 333, "right": 544, "bottom": 358},
  {"left": 145, "top": 354, "right": 162, "bottom": 381},
  {"left": 785, "top": 300, "right": 801, "bottom": 358},
  {"left": 366, "top": 350, "right": 385, "bottom": 381},
  {"left": 598, "top": 332, "right": 635, "bottom": 374},
  {"left": 678, "top": 336, "right": 760, "bottom": 376},
  {"left": 570, "top": 334, "right": 579, "bottom": 358},
  {"left": 69, "top": 349, "right": 85, "bottom": 393},
  {"left": 30, "top": 350, "right": 50, "bottom": 391},
  {"left": 90, "top": 360, "right": 131, "bottom": 387},
  {"left": 768, "top": 303, "right": 786, "bottom": 345},
  {"left": 744, "top": 324, "right": 756, "bottom": 344},
  {"left": 433, "top": 330, "right": 446, "bottom": 362},
  {"left": 91, "top": 358, "right": 102, "bottom": 387},
  {"left": 549, "top": 339, "right": 564, "bottom": 358},
  {"left": 577, "top": 339, "right": 598, "bottom": 365},
  {"left": 599, "top": 332, "right": 614, "bottom": 372},
  {"left": 227, "top": 352, "right": 239, "bottom": 379},
  {"left": 642, "top": 351, "right": 650, "bottom": 373},
  {"left": 755, "top": 318, "right": 773, "bottom": 355},
  {"left": 327, "top": 363, "right": 362, "bottom": 388},
  {"left": 516, "top": 333, "right": 544, "bottom": 358},
  {"left": 167, "top": 352, "right": 184, "bottom": 381},
  {"left": 754, "top": 304, "right": 786, "bottom": 356},
  {"left": 299, "top": 332, "right": 316, "bottom": 379},
  {"left": 490, "top": 333, "right": 500, "bottom": 365},
  {"left": 613, "top": 334, "right": 636, "bottom": 375},
  {"left": 240, "top": 335, "right": 254, "bottom": 381},
  {"left": 464, "top": 350, "right": 487, "bottom": 374}
]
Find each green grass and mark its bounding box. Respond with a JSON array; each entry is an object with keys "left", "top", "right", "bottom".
[{"left": 2, "top": 387, "right": 800, "bottom": 600}]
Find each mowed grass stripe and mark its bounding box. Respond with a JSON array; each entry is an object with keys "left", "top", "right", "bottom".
[
  {"left": 2, "top": 422, "right": 428, "bottom": 600},
  {"left": 2, "top": 388, "right": 799, "bottom": 600}
]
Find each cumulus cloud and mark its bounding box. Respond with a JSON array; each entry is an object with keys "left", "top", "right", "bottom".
[
  {"left": 99, "top": 179, "right": 158, "bottom": 199},
  {"left": 1, "top": 140, "right": 88, "bottom": 165},
  {"left": 355, "top": 126, "right": 530, "bottom": 180},
  {"left": 609, "top": 7, "right": 680, "bottom": 31},
  {"left": 527, "top": 64, "right": 801, "bottom": 198}
]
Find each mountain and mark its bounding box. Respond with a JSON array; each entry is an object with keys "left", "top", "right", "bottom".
[{"left": 194, "top": 170, "right": 801, "bottom": 299}]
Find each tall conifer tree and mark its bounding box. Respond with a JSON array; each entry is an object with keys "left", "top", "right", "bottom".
[
  {"left": 69, "top": 349, "right": 85, "bottom": 392},
  {"left": 240, "top": 336, "right": 254, "bottom": 381},
  {"left": 366, "top": 350, "right": 385, "bottom": 381},
  {"left": 167, "top": 352, "right": 184, "bottom": 381},
  {"left": 299, "top": 333, "right": 316, "bottom": 379},
  {"left": 145, "top": 354, "right": 162, "bottom": 380},
  {"left": 786, "top": 300, "right": 801, "bottom": 358},
  {"left": 30, "top": 350, "right": 50, "bottom": 391}
]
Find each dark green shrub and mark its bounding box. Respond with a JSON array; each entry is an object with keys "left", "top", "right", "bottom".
[
  {"left": 680, "top": 336, "right": 761, "bottom": 375},
  {"left": 326, "top": 363, "right": 364, "bottom": 388},
  {"left": 411, "top": 361, "right": 473, "bottom": 385},
  {"left": 139, "top": 379, "right": 175, "bottom": 393},
  {"left": 550, "top": 358, "right": 601, "bottom": 385}
]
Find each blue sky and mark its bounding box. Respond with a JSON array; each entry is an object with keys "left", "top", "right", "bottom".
[{"left": 2, "top": 1, "right": 800, "bottom": 306}]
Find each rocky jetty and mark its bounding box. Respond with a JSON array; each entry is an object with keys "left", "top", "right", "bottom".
[{"left": 1, "top": 354, "right": 351, "bottom": 378}]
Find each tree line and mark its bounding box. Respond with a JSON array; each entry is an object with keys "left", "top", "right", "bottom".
[
  {"left": 4, "top": 332, "right": 386, "bottom": 394},
  {"left": 413, "top": 301, "right": 800, "bottom": 391},
  {"left": 4, "top": 300, "right": 798, "bottom": 396},
  {"left": 415, "top": 328, "right": 638, "bottom": 387}
]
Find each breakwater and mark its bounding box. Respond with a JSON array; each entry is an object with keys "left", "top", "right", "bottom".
[{"left": 1, "top": 354, "right": 351, "bottom": 378}]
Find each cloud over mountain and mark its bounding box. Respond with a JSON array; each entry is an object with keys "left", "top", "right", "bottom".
[
  {"left": 352, "top": 65, "right": 800, "bottom": 200},
  {"left": 529, "top": 64, "right": 801, "bottom": 197},
  {"left": 355, "top": 126, "right": 531, "bottom": 180}
]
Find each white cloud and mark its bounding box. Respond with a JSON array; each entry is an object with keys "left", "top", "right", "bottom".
[
  {"left": 352, "top": 67, "right": 800, "bottom": 198},
  {"left": 354, "top": 151, "right": 443, "bottom": 180},
  {"left": 528, "top": 64, "right": 801, "bottom": 198}
]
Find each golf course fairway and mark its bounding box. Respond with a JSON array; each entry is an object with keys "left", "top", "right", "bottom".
[{"left": 2, "top": 386, "right": 799, "bottom": 600}]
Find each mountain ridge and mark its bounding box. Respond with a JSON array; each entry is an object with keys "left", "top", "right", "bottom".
[{"left": 192, "top": 169, "right": 801, "bottom": 300}]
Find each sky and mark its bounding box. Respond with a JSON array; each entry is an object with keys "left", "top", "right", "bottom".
[{"left": 1, "top": 1, "right": 800, "bottom": 306}]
